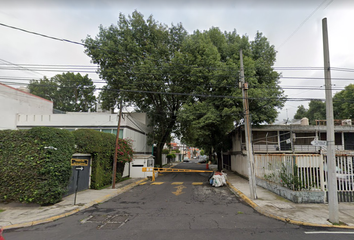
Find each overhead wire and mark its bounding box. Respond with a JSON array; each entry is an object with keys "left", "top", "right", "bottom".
[{"left": 0, "top": 23, "right": 85, "bottom": 46}]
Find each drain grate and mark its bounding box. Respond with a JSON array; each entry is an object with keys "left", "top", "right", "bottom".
[{"left": 81, "top": 214, "right": 129, "bottom": 230}]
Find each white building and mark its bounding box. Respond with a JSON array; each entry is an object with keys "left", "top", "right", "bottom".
[
  {"left": 0, "top": 83, "right": 152, "bottom": 154},
  {"left": 17, "top": 112, "right": 151, "bottom": 154},
  {"left": 0, "top": 83, "right": 53, "bottom": 130}
]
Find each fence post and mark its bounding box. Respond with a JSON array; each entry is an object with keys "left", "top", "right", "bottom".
[{"left": 319, "top": 153, "right": 325, "bottom": 192}]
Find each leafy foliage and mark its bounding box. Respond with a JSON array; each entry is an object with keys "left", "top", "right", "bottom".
[
  {"left": 72, "top": 129, "right": 133, "bottom": 189},
  {"left": 333, "top": 84, "right": 354, "bottom": 119},
  {"left": 280, "top": 163, "right": 303, "bottom": 191},
  {"left": 0, "top": 127, "right": 75, "bottom": 205},
  {"left": 177, "top": 30, "right": 285, "bottom": 154},
  {"left": 84, "top": 11, "right": 190, "bottom": 167},
  {"left": 293, "top": 105, "right": 308, "bottom": 120},
  {"left": 84, "top": 11, "right": 285, "bottom": 166},
  {"left": 166, "top": 153, "right": 176, "bottom": 160},
  {"left": 0, "top": 127, "right": 134, "bottom": 204},
  {"left": 28, "top": 72, "right": 97, "bottom": 112}
]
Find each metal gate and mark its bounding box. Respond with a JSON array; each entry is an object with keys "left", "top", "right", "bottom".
[
  {"left": 324, "top": 154, "right": 354, "bottom": 202},
  {"left": 65, "top": 154, "right": 91, "bottom": 196}
]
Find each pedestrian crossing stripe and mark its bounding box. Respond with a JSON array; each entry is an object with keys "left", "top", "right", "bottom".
[
  {"left": 143, "top": 182, "right": 205, "bottom": 185},
  {"left": 192, "top": 182, "right": 204, "bottom": 185},
  {"left": 151, "top": 182, "right": 164, "bottom": 185}
]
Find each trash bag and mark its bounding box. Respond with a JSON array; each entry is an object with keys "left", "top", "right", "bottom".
[{"left": 209, "top": 171, "right": 227, "bottom": 187}]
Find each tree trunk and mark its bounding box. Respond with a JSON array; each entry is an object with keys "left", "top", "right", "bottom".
[
  {"left": 155, "top": 143, "right": 164, "bottom": 167},
  {"left": 217, "top": 151, "right": 222, "bottom": 171}
]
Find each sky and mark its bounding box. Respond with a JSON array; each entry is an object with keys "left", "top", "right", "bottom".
[{"left": 1, "top": 0, "right": 354, "bottom": 122}]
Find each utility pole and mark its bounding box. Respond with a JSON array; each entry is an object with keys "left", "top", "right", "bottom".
[
  {"left": 322, "top": 17, "right": 339, "bottom": 224},
  {"left": 112, "top": 100, "right": 123, "bottom": 189},
  {"left": 240, "top": 49, "right": 257, "bottom": 200}
]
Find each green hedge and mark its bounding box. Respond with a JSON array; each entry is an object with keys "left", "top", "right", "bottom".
[
  {"left": 0, "top": 127, "right": 134, "bottom": 204},
  {"left": 72, "top": 129, "right": 133, "bottom": 189},
  {"left": 0, "top": 127, "right": 75, "bottom": 205}
]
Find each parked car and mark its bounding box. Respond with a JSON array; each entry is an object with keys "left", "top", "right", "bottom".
[
  {"left": 198, "top": 155, "right": 208, "bottom": 163},
  {"left": 183, "top": 157, "right": 189, "bottom": 162}
]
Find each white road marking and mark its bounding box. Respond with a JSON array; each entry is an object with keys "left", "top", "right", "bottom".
[{"left": 305, "top": 231, "right": 354, "bottom": 234}]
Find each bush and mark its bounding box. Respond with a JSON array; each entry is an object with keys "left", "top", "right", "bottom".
[
  {"left": 166, "top": 153, "right": 176, "bottom": 159},
  {"left": 0, "top": 127, "right": 75, "bottom": 205},
  {"left": 162, "top": 148, "right": 170, "bottom": 154},
  {"left": 72, "top": 129, "right": 133, "bottom": 189}
]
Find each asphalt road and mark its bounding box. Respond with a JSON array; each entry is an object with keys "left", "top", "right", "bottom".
[{"left": 5, "top": 160, "right": 354, "bottom": 240}]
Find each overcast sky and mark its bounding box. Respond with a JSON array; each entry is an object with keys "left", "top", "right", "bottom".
[{"left": 1, "top": 0, "right": 354, "bottom": 122}]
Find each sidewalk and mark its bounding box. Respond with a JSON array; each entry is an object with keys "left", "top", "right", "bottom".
[
  {"left": 0, "top": 178, "right": 146, "bottom": 230},
  {"left": 224, "top": 169, "right": 354, "bottom": 229},
  {"left": 1, "top": 166, "right": 354, "bottom": 230}
]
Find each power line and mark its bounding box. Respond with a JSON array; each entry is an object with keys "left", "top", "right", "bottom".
[
  {"left": 277, "top": 0, "right": 331, "bottom": 49},
  {"left": 0, "top": 22, "right": 85, "bottom": 46}
]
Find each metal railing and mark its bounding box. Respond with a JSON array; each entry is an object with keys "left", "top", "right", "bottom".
[{"left": 255, "top": 154, "right": 324, "bottom": 191}]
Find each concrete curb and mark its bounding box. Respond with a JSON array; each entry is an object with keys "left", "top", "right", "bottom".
[
  {"left": 226, "top": 181, "right": 354, "bottom": 230},
  {"left": 4, "top": 178, "right": 148, "bottom": 230}
]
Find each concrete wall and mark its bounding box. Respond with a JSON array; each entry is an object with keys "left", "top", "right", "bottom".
[
  {"left": 256, "top": 178, "right": 326, "bottom": 203},
  {"left": 0, "top": 83, "right": 53, "bottom": 130},
  {"left": 17, "top": 112, "right": 152, "bottom": 154},
  {"left": 231, "top": 154, "right": 249, "bottom": 177}
]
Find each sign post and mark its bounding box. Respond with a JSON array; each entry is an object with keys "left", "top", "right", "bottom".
[{"left": 71, "top": 159, "right": 87, "bottom": 205}]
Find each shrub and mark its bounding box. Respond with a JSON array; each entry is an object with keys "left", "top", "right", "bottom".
[
  {"left": 0, "top": 127, "right": 75, "bottom": 205},
  {"left": 162, "top": 148, "right": 170, "bottom": 154},
  {"left": 72, "top": 129, "right": 133, "bottom": 189}
]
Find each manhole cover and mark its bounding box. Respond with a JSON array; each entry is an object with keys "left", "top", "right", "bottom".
[
  {"left": 110, "top": 215, "right": 129, "bottom": 223},
  {"left": 81, "top": 214, "right": 129, "bottom": 230},
  {"left": 89, "top": 215, "right": 112, "bottom": 222}
]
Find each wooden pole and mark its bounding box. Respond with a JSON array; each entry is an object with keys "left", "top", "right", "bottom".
[
  {"left": 112, "top": 100, "right": 123, "bottom": 189},
  {"left": 240, "top": 49, "right": 257, "bottom": 200}
]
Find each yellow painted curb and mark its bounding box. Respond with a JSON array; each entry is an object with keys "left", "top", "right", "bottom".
[
  {"left": 3, "top": 178, "right": 148, "bottom": 230},
  {"left": 226, "top": 181, "right": 354, "bottom": 229}
]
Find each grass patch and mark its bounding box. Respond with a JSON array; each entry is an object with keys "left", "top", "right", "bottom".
[
  {"left": 328, "top": 220, "right": 348, "bottom": 226},
  {"left": 0, "top": 209, "right": 5, "bottom": 213}
]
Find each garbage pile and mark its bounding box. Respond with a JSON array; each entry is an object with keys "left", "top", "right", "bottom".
[{"left": 209, "top": 171, "right": 227, "bottom": 187}]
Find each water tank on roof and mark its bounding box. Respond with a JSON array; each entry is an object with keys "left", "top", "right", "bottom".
[
  {"left": 301, "top": 117, "right": 309, "bottom": 125},
  {"left": 342, "top": 119, "right": 352, "bottom": 125}
]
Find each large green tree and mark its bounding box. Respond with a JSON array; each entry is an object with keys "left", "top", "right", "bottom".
[
  {"left": 84, "top": 11, "right": 285, "bottom": 166},
  {"left": 28, "top": 72, "right": 96, "bottom": 112},
  {"left": 84, "top": 11, "right": 190, "bottom": 166},
  {"left": 294, "top": 84, "right": 354, "bottom": 124},
  {"left": 333, "top": 84, "right": 354, "bottom": 119},
  {"left": 177, "top": 29, "right": 285, "bottom": 163},
  {"left": 294, "top": 105, "right": 308, "bottom": 120}
]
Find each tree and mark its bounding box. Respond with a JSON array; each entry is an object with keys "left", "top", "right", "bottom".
[
  {"left": 177, "top": 29, "right": 285, "bottom": 164},
  {"left": 84, "top": 12, "right": 285, "bottom": 167},
  {"left": 84, "top": 11, "right": 189, "bottom": 167},
  {"left": 292, "top": 100, "right": 325, "bottom": 125},
  {"left": 28, "top": 72, "right": 96, "bottom": 112},
  {"left": 294, "top": 105, "right": 308, "bottom": 120},
  {"left": 333, "top": 84, "right": 354, "bottom": 119}
]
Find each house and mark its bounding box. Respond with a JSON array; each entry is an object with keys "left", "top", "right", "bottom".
[
  {"left": 228, "top": 118, "right": 354, "bottom": 203},
  {"left": 0, "top": 83, "right": 53, "bottom": 130},
  {"left": 16, "top": 111, "right": 152, "bottom": 154},
  {"left": 0, "top": 83, "right": 152, "bottom": 154},
  {"left": 232, "top": 117, "right": 354, "bottom": 156}
]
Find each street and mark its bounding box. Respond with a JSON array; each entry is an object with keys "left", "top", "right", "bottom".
[{"left": 5, "top": 160, "right": 354, "bottom": 240}]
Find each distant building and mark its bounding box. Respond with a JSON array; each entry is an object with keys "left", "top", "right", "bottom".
[
  {"left": 0, "top": 83, "right": 53, "bottom": 130},
  {"left": 16, "top": 111, "right": 151, "bottom": 154},
  {"left": 0, "top": 83, "right": 152, "bottom": 154}
]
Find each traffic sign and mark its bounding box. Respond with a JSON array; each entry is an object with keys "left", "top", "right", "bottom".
[
  {"left": 311, "top": 139, "right": 327, "bottom": 147},
  {"left": 71, "top": 158, "right": 89, "bottom": 166}
]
